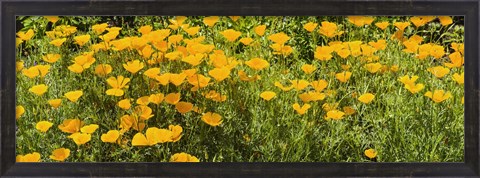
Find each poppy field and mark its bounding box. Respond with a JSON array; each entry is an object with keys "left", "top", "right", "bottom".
[{"left": 15, "top": 16, "right": 464, "bottom": 162}]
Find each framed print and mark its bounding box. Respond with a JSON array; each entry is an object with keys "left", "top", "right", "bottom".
[{"left": 1, "top": 0, "right": 479, "bottom": 177}]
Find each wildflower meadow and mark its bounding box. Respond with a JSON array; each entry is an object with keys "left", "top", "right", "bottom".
[{"left": 15, "top": 16, "right": 464, "bottom": 162}]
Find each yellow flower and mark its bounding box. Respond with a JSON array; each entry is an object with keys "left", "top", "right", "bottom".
[
  {"left": 106, "top": 75, "right": 130, "bottom": 89},
  {"left": 132, "top": 127, "right": 163, "bottom": 146},
  {"left": 393, "top": 21, "right": 410, "bottom": 31},
  {"left": 292, "top": 103, "right": 311, "bottom": 115},
  {"left": 398, "top": 75, "right": 419, "bottom": 86},
  {"left": 343, "top": 106, "right": 356, "bottom": 116},
  {"left": 239, "top": 37, "right": 254, "bottom": 45},
  {"left": 136, "top": 96, "right": 150, "bottom": 106},
  {"left": 254, "top": 25, "right": 267, "bottom": 36},
  {"left": 208, "top": 67, "right": 231, "bottom": 82},
  {"left": 365, "top": 63, "right": 383, "bottom": 73},
  {"left": 268, "top": 32, "right": 290, "bottom": 44},
  {"left": 134, "top": 105, "right": 154, "bottom": 120},
  {"left": 16, "top": 152, "right": 41, "bottom": 162},
  {"left": 298, "top": 92, "right": 326, "bottom": 103},
  {"left": 410, "top": 16, "right": 427, "bottom": 28},
  {"left": 303, "top": 22, "right": 318, "bottom": 32},
  {"left": 17, "top": 29, "right": 35, "bottom": 41},
  {"left": 274, "top": 81, "right": 294, "bottom": 91},
  {"left": 149, "top": 93, "right": 164, "bottom": 104},
  {"left": 175, "top": 102, "right": 193, "bottom": 114},
  {"left": 64, "top": 90, "right": 83, "bottom": 102},
  {"left": 123, "top": 60, "right": 144, "bottom": 74},
  {"left": 170, "top": 152, "right": 199, "bottom": 162},
  {"left": 335, "top": 71, "right": 352, "bottom": 83},
  {"left": 314, "top": 46, "right": 334, "bottom": 61},
  {"left": 106, "top": 76, "right": 130, "bottom": 96},
  {"left": 368, "top": 40, "right": 387, "bottom": 50},
  {"left": 203, "top": 16, "right": 219, "bottom": 27},
  {"left": 220, "top": 29, "right": 242, "bottom": 42},
  {"left": 58, "top": 118, "right": 83, "bottom": 134},
  {"left": 165, "top": 93, "right": 181, "bottom": 105},
  {"left": 49, "top": 38, "right": 67, "bottom": 47},
  {"left": 452, "top": 72, "right": 464, "bottom": 85},
  {"left": 347, "top": 16, "right": 375, "bottom": 26},
  {"left": 301, "top": 64, "right": 316, "bottom": 74},
  {"left": 184, "top": 26, "right": 200, "bottom": 36},
  {"left": 444, "top": 52, "right": 464, "bottom": 68},
  {"left": 29, "top": 84, "right": 48, "bottom": 96},
  {"left": 438, "top": 16, "right": 453, "bottom": 26},
  {"left": 375, "top": 22, "right": 390, "bottom": 30},
  {"left": 168, "top": 73, "right": 186, "bottom": 86},
  {"left": 182, "top": 54, "right": 204, "bottom": 66},
  {"left": 16, "top": 105, "right": 25, "bottom": 120},
  {"left": 80, "top": 124, "right": 99, "bottom": 134},
  {"left": 50, "top": 148, "right": 70, "bottom": 161},
  {"left": 364, "top": 148, "right": 377, "bottom": 159},
  {"left": 201, "top": 112, "right": 223, "bottom": 126},
  {"left": 101, "top": 130, "right": 120, "bottom": 143},
  {"left": 405, "top": 83, "right": 425, "bottom": 94},
  {"left": 94, "top": 64, "right": 113, "bottom": 76},
  {"left": 310, "top": 80, "right": 328, "bottom": 92},
  {"left": 322, "top": 103, "right": 338, "bottom": 112},
  {"left": 260, "top": 91, "right": 276, "bottom": 101},
  {"left": 44, "top": 16, "right": 59, "bottom": 23},
  {"left": 427, "top": 66, "right": 450, "bottom": 78},
  {"left": 187, "top": 74, "right": 211, "bottom": 90},
  {"left": 245, "top": 58, "right": 269, "bottom": 70},
  {"left": 325, "top": 110, "right": 345, "bottom": 120},
  {"left": 424, "top": 90, "right": 452, "bottom": 103},
  {"left": 118, "top": 98, "right": 132, "bottom": 110},
  {"left": 290, "top": 79, "right": 310, "bottom": 91},
  {"left": 36, "top": 121, "right": 53, "bottom": 132},
  {"left": 238, "top": 70, "right": 261, "bottom": 82},
  {"left": 318, "top": 21, "right": 343, "bottom": 38},
  {"left": 16, "top": 60, "right": 24, "bottom": 72},
  {"left": 358, "top": 93, "right": 375, "bottom": 104},
  {"left": 16, "top": 38, "right": 23, "bottom": 48},
  {"left": 35, "top": 65, "right": 50, "bottom": 78},
  {"left": 138, "top": 25, "right": 152, "bottom": 35},
  {"left": 42, "top": 54, "right": 61, "bottom": 63},
  {"left": 92, "top": 23, "right": 108, "bottom": 34},
  {"left": 169, "top": 125, "right": 183, "bottom": 142},
  {"left": 21, "top": 66, "right": 38, "bottom": 78},
  {"left": 74, "top": 34, "right": 90, "bottom": 46},
  {"left": 68, "top": 132, "right": 92, "bottom": 145}
]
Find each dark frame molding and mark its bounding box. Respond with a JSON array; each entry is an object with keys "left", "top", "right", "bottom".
[{"left": 1, "top": 0, "right": 479, "bottom": 177}]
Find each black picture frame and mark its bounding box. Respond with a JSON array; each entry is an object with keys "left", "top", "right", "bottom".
[{"left": 1, "top": 0, "right": 479, "bottom": 177}]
